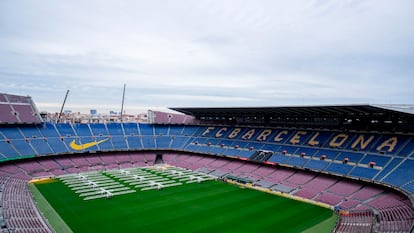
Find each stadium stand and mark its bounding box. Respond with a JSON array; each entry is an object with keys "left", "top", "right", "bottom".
[
  {"left": 1, "top": 177, "right": 51, "bottom": 232},
  {"left": 1, "top": 123, "right": 414, "bottom": 229},
  {"left": 148, "top": 110, "right": 197, "bottom": 124},
  {"left": 0, "top": 93, "right": 42, "bottom": 124},
  {"left": 0, "top": 94, "right": 414, "bottom": 232}
]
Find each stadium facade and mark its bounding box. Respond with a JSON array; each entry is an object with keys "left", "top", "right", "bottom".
[{"left": 0, "top": 92, "right": 414, "bottom": 232}]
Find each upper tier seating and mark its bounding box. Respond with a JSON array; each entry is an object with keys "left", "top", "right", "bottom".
[
  {"left": 150, "top": 111, "right": 197, "bottom": 124},
  {"left": 0, "top": 93, "right": 42, "bottom": 124}
]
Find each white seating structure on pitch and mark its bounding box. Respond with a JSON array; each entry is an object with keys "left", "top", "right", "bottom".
[
  {"left": 147, "top": 166, "right": 216, "bottom": 184},
  {"left": 59, "top": 171, "right": 136, "bottom": 201},
  {"left": 105, "top": 165, "right": 216, "bottom": 191},
  {"left": 105, "top": 166, "right": 183, "bottom": 191},
  {"left": 59, "top": 166, "right": 217, "bottom": 200}
]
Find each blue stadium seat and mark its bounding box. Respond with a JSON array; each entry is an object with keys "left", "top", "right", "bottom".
[
  {"left": 19, "top": 126, "right": 43, "bottom": 138},
  {"left": 374, "top": 157, "right": 403, "bottom": 181},
  {"left": 349, "top": 167, "right": 379, "bottom": 180},
  {"left": 0, "top": 141, "right": 19, "bottom": 159},
  {"left": 224, "top": 148, "right": 241, "bottom": 157},
  {"left": 30, "top": 138, "right": 54, "bottom": 155},
  {"left": 89, "top": 123, "right": 109, "bottom": 136},
  {"left": 111, "top": 136, "right": 128, "bottom": 150},
  {"left": 55, "top": 124, "right": 76, "bottom": 137},
  {"left": 0, "top": 127, "right": 24, "bottom": 139},
  {"left": 310, "top": 131, "right": 334, "bottom": 147},
  {"left": 169, "top": 125, "right": 183, "bottom": 135},
  {"left": 209, "top": 147, "right": 226, "bottom": 155},
  {"left": 402, "top": 181, "right": 414, "bottom": 194},
  {"left": 182, "top": 125, "right": 200, "bottom": 136},
  {"left": 268, "top": 153, "right": 289, "bottom": 164},
  {"left": 123, "top": 123, "right": 139, "bottom": 136},
  {"left": 238, "top": 150, "right": 255, "bottom": 158},
  {"left": 197, "top": 145, "right": 213, "bottom": 154},
  {"left": 126, "top": 136, "right": 142, "bottom": 149},
  {"left": 382, "top": 159, "right": 414, "bottom": 187},
  {"left": 169, "top": 136, "right": 189, "bottom": 149},
  {"left": 94, "top": 136, "right": 114, "bottom": 151},
  {"left": 139, "top": 124, "right": 154, "bottom": 135},
  {"left": 106, "top": 123, "right": 124, "bottom": 136},
  {"left": 184, "top": 143, "right": 197, "bottom": 152},
  {"left": 260, "top": 143, "right": 281, "bottom": 152},
  {"left": 141, "top": 135, "right": 156, "bottom": 148},
  {"left": 371, "top": 135, "right": 409, "bottom": 154},
  {"left": 297, "top": 147, "right": 317, "bottom": 157},
  {"left": 399, "top": 138, "right": 414, "bottom": 157},
  {"left": 359, "top": 154, "right": 391, "bottom": 167},
  {"left": 38, "top": 123, "right": 60, "bottom": 137},
  {"left": 314, "top": 149, "right": 339, "bottom": 160},
  {"left": 336, "top": 152, "right": 363, "bottom": 164},
  {"left": 47, "top": 137, "right": 69, "bottom": 154},
  {"left": 154, "top": 125, "right": 169, "bottom": 136},
  {"left": 73, "top": 124, "right": 92, "bottom": 136},
  {"left": 304, "top": 159, "right": 329, "bottom": 171},
  {"left": 325, "top": 163, "right": 353, "bottom": 175},
  {"left": 11, "top": 139, "right": 36, "bottom": 156},
  {"left": 244, "top": 142, "right": 264, "bottom": 150},
  {"left": 287, "top": 156, "right": 308, "bottom": 167},
  {"left": 277, "top": 145, "right": 299, "bottom": 154},
  {"left": 156, "top": 136, "right": 171, "bottom": 149}
]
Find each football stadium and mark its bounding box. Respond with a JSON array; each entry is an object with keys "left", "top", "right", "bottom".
[{"left": 0, "top": 92, "right": 413, "bottom": 233}]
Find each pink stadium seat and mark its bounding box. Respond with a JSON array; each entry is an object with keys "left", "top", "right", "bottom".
[
  {"left": 294, "top": 187, "right": 320, "bottom": 199},
  {"left": 0, "top": 104, "right": 18, "bottom": 123},
  {"left": 263, "top": 168, "right": 295, "bottom": 183},
  {"left": 0, "top": 93, "right": 7, "bottom": 102},
  {"left": 339, "top": 199, "right": 360, "bottom": 210},
  {"left": 315, "top": 192, "right": 343, "bottom": 205},
  {"left": 12, "top": 104, "right": 39, "bottom": 123},
  {"left": 351, "top": 186, "right": 384, "bottom": 200},
  {"left": 1, "top": 178, "right": 51, "bottom": 232},
  {"left": 6, "top": 94, "right": 30, "bottom": 103},
  {"left": 327, "top": 180, "right": 363, "bottom": 197},
  {"left": 285, "top": 171, "right": 315, "bottom": 185}
]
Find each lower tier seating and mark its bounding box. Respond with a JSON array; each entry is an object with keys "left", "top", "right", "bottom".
[{"left": 0, "top": 152, "right": 413, "bottom": 233}]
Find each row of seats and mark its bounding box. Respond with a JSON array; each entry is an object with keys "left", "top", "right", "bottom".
[
  {"left": 0, "top": 177, "right": 51, "bottom": 232},
  {"left": 1, "top": 123, "right": 412, "bottom": 156},
  {"left": 0, "top": 152, "right": 156, "bottom": 233},
  {"left": 150, "top": 111, "right": 197, "bottom": 124},
  {"left": 3, "top": 123, "right": 412, "bottom": 155},
  {"left": 1, "top": 150, "right": 413, "bottom": 232},
  {"left": 0, "top": 123, "right": 414, "bottom": 197},
  {"left": 0, "top": 93, "right": 41, "bottom": 124},
  {"left": 164, "top": 152, "right": 414, "bottom": 233}
]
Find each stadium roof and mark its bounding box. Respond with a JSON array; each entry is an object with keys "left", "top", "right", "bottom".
[
  {"left": 372, "top": 104, "right": 414, "bottom": 115},
  {"left": 171, "top": 104, "right": 414, "bottom": 118},
  {"left": 171, "top": 104, "right": 414, "bottom": 132}
]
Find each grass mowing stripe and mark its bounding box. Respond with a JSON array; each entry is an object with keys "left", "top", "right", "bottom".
[
  {"left": 34, "top": 174, "right": 336, "bottom": 233},
  {"left": 301, "top": 213, "right": 338, "bottom": 233},
  {"left": 29, "top": 182, "right": 73, "bottom": 233}
]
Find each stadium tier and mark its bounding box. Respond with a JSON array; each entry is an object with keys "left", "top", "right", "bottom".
[
  {"left": 1, "top": 96, "right": 414, "bottom": 232},
  {"left": 1, "top": 124, "right": 414, "bottom": 195},
  {"left": 0, "top": 93, "right": 42, "bottom": 124}
]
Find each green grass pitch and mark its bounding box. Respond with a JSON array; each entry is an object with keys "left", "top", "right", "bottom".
[{"left": 33, "top": 174, "right": 337, "bottom": 233}]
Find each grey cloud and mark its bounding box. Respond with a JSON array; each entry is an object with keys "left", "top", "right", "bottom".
[{"left": 0, "top": 0, "right": 413, "bottom": 113}]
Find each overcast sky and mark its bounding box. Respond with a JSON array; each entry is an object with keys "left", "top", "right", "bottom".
[{"left": 1, "top": 0, "right": 413, "bottom": 114}]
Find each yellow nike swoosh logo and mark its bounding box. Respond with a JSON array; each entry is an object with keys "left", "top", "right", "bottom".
[{"left": 69, "top": 138, "right": 109, "bottom": 150}]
